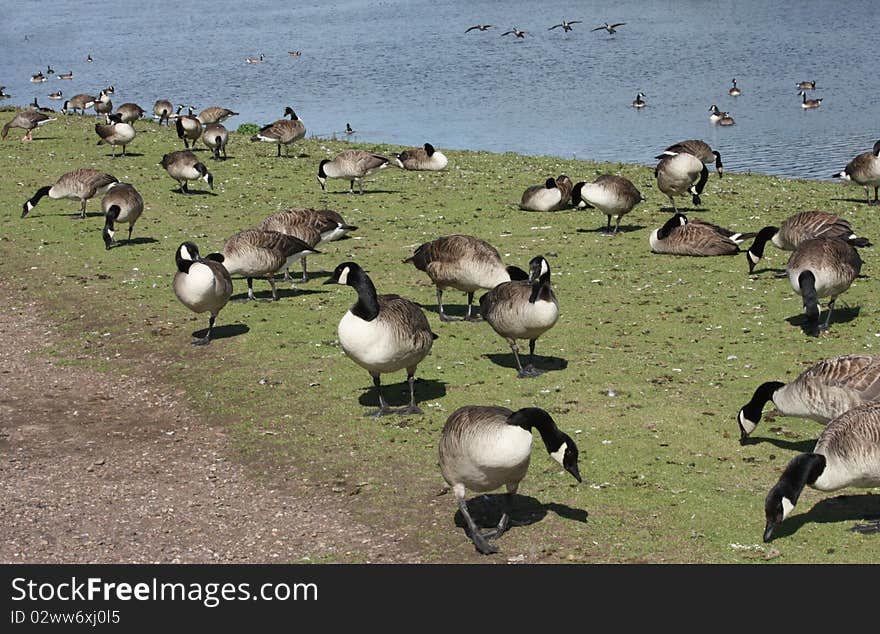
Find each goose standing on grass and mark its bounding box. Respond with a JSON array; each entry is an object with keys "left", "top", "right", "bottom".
[
  {"left": 655, "top": 152, "right": 709, "bottom": 211},
  {"left": 22, "top": 169, "right": 118, "bottom": 219},
  {"left": 799, "top": 90, "right": 822, "bottom": 109},
  {"left": 257, "top": 214, "right": 321, "bottom": 282},
  {"left": 176, "top": 106, "right": 202, "bottom": 149},
  {"left": 317, "top": 149, "right": 394, "bottom": 194},
  {"left": 571, "top": 174, "right": 644, "bottom": 235},
  {"left": 116, "top": 102, "right": 145, "bottom": 124},
  {"left": 94, "top": 90, "right": 112, "bottom": 117},
  {"left": 737, "top": 355, "right": 880, "bottom": 443},
  {"left": 61, "top": 93, "right": 96, "bottom": 115},
  {"left": 480, "top": 256, "right": 558, "bottom": 378},
  {"left": 656, "top": 139, "right": 724, "bottom": 179},
  {"left": 101, "top": 183, "right": 144, "bottom": 250},
  {"left": 833, "top": 140, "right": 880, "bottom": 205},
  {"left": 394, "top": 142, "right": 448, "bottom": 171},
  {"left": 2, "top": 110, "right": 56, "bottom": 142},
  {"left": 649, "top": 214, "right": 754, "bottom": 256},
  {"left": 250, "top": 106, "right": 306, "bottom": 157},
  {"left": 785, "top": 237, "right": 864, "bottom": 336},
  {"left": 95, "top": 113, "right": 136, "bottom": 157},
  {"left": 631, "top": 92, "right": 646, "bottom": 108},
  {"left": 323, "top": 261, "right": 437, "bottom": 417},
  {"left": 519, "top": 175, "right": 573, "bottom": 211},
  {"left": 728, "top": 78, "right": 742, "bottom": 96},
  {"left": 745, "top": 210, "right": 867, "bottom": 274},
  {"left": 153, "top": 99, "right": 174, "bottom": 125},
  {"left": 172, "top": 242, "right": 233, "bottom": 346},
  {"left": 202, "top": 123, "right": 229, "bottom": 160},
  {"left": 404, "top": 235, "right": 528, "bottom": 322},
  {"left": 160, "top": 150, "right": 213, "bottom": 194},
  {"left": 196, "top": 106, "right": 238, "bottom": 125},
  {"left": 762, "top": 400, "right": 880, "bottom": 542},
  {"left": 221, "top": 229, "right": 318, "bottom": 302},
  {"left": 439, "top": 405, "right": 581, "bottom": 555}
]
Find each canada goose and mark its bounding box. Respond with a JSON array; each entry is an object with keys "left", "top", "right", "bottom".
[
  {"left": 501, "top": 27, "right": 527, "bottom": 38},
  {"left": 549, "top": 19, "right": 582, "bottom": 32},
  {"left": 439, "top": 405, "right": 581, "bottom": 555},
  {"left": 221, "top": 229, "right": 317, "bottom": 302},
  {"left": 465, "top": 24, "right": 492, "bottom": 32},
  {"left": 153, "top": 99, "right": 174, "bottom": 125},
  {"left": 786, "top": 237, "right": 864, "bottom": 335},
  {"left": 480, "top": 255, "right": 558, "bottom": 378},
  {"left": 57, "top": 71, "right": 74, "bottom": 80},
  {"left": 519, "top": 175, "right": 573, "bottom": 211},
  {"left": 48, "top": 90, "right": 62, "bottom": 100},
  {"left": 718, "top": 112, "right": 735, "bottom": 126},
  {"left": 728, "top": 78, "right": 742, "bottom": 96},
  {"left": 86, "top": 54, "right": 93, "bottom": 63},
  {"left": 172, "top": 242, "right": 233, "bottom": 346},
  {"left": 94, "top": 96, "right": 112, "bottom": 117},
  {"left": 654, "top": 152, "right": 709, "bottom": 211},
  {"left": 61, "top": 93, "right": 96, "bottom": 115},
  {"left": 2, "top": 110, "right": 56, "bottom": 142},
  {"left": 176, "top": 106, "right": 202, "bottom": 149},
  {"left": 288, "top": 50, "right": 302, "bottom": 57},
  {"left": 95, "top": 113, "right": 136, "bottom": 157},
  {"left": 28, "top": 97, "right": 54, "bottom": 113},
  {"left": 196, "top": 106, "right": 239, "bottom": 125},
  {"left": 571, "top": 174, "right": 644, "bottom": 235},
  {"left": 46, "top": 65, "right": 54, "bottom": 75},
  {"left": 762, "top": 400, "right": 880, "bottom": 542},
  {"left": 591, "top": 22, "right": 626, "bottom": 34},
  {"left": 632, "top": 92, "right": 646, "bottom": 108},
  {"left": 101, "top": 183, "right": 144, "bottom": 249},
  {"left": 796, "top": 80, "right": 816, "bottom": 91},
  {"left": 404, "top": 235, "right": 528, "bottom": 322},
  {"left": 745, "top": 210, "right": 866, "bottom": 274},
  {"left": 116, "top": 102, "right": 145, "bottom": 123},
  {"left": 737, "top": 355, "right": 880, "bottom": 444},
  {"left": 257, "top": 215, "right": 321, "bottom": 282},
  {"left": 31, "top": 72, "right": 46, "bottom": 83},
  {"left": 833, "top": 140, "right": 880, "bottom": 205},
  {"left": 246, "top": 54, "right": 265, "bottom": 64},
  {"left": 345, "top": 123, "right": 355, "bottom": 134},
  {"left": 394, "top": 142, "right": 448, "bottom": 171},
  {"left": 799, "top": 90, "right": 822, "bottom": 109},
  {"left": 656, "top": 139, "right": 724, "bottom": 179},
  {"left": 160, "top": 150, "right": 213, "bottom": 194},
  {"left": 201, "top": 123, "right": 229, "bottom": 160},
  {"left": 317, "top": 149, "right": 393, "bottom": 194},
  {"left": 649, "top": 213, "right": 754, "bottom": 256},
  {"left": 708, "top": 104, "right": 728, "bottom": 123},
  {"left": 0, "top": 87, "right": 10, "bottom": 100},
  {"left": 21, "top": 168, "right": 118, "bottom": 218},
  {"left": 250, "top": 106, "right": 306, "bottom": 157}
]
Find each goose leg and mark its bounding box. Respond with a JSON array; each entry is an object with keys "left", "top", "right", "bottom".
[
  {"left": 437, "top": 287, "right": 453, "bottom": 322},
  {"left": 127, "top": 224, "right": 133, "bottom": 243},
  {"left": 600, "top": 215, "right": 613, "bottom": 235},
  {"left": 614, "top": 214, "right": 622, "bottom": 235},
  {"left": 820, "top": 298, "right": 836, "bottom": 330},
  {"left": 300, "top": 257, "right": 308, "bottom": 283},
  {"left": 366, "top": 373, "right": 393, "bottom": 417},
  {"left": 510, "top": 340, "right": 541, "bottom": 378},
  {"left": 518, "top": 340, "right": 544, "bottom": 377},
  {"left": 872, "top": 186, "right": 879, "bottom": 205},
  {"left": 455, "top": 488, "right": 498, "bottom": 555},
  {"left": 464, "top": 292, "right": 481, "bottom": 322},
  {"left": 396, "top": 369, "right": 424, "bottom": 416},
  {"left": 268, "top": 276, "right": 278, "bottom": 301},
  {"left": 79, "top": 199, "right": 87, "bottom": 219},
  {"left": 193, "top": 314, "right": 215, "bottom": 346},
  {"left": 349, "top": 180, "right": 355, "bottom": 194},
  {"left": 480, "top": 487, "right": 515, "bottom": 539},
  {"left": 358, "top": 179, "right": 364, "bottom": 195},
  {"left": 180, "top": 181, "right": 189, "bottom": 195}
]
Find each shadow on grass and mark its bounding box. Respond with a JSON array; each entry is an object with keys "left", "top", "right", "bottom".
[
  {"left": 109, "top": 237, "right": 159, "bottom": 248},
  {"left": 453, "top": 493, "right": 588, "bottom": 533},
  {"left": 106, "top": 152, "right": 145, "bottom": 158},
  {"left": 191, "top": 323, "right": 249, "bottom": 341},
  {"left": 424, "top": 302, "right": 481, "bottom": 321},
  {"left": 659, "top": 206, "right": 709, "bottom": 213},
  {"left": 357, "top": 377, "right": 447, "bottom": 408},
  {"left": 169, "top": 188, "right": 217, "bottom": 196},
  {"left": 830, "top": 197, "right": 878, "bottom": 205},
  {"left": 325, "top": 189, "right": 400, "bottom": 195},
  {"left": 785, "top": 306, "right": 860, "bottom": 335},
  {"left": 740, "top": 435, "right": 815, "bottom": 452},
  {"left": 484, "top": 352, "right": 568, "bottom": 374},
  {"left": 576, "top": 224, "right": 646, "bottom": 235},
  {"left": 767, "top": 493, "right": 880, "bottom": 542},
  {"left": 229, "top": 287, "right": 327, "bottom": 302}
]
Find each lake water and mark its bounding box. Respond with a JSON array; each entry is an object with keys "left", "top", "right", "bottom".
[{"left": 2, "top": 0, "right": 878, "bottom": 180}]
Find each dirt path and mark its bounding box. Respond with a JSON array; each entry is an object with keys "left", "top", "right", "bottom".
[{"left": 0, "top": 290, "right": 417, "bottom": 563}]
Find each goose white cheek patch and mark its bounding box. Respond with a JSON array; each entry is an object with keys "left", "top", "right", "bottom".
[
  {"left": 550, "top": 443, "right": 567, "bottom": 467},
  {"left": 540, "top": 259, "right": 549, "bottom": 277},
  {"left": 782, "top": 497, "right": 795, "bottom": 519},
  {"left": 738, "top": 411, "right": 756, "bottom": 435},
  {"left": 337, "top": 266, "right": 350, "bottom": 285}
]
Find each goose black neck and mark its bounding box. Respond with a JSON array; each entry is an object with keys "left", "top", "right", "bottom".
[
  {"left": 694, "top": 164, "right": 709, "bottom": 195},
  {"left": 657, "top": 214, "right": 682, "bottom": 240},
  {"left": 798, "top": 270, "right": 820, "bottom": 326},
  {"left": 747, "top": 225, "right": 779, "bottom": 263},
  {"left": 742, "top": 381, "right": 785, "bottom": 424},
  {"left": 508, "top": 407, "right": 566, "bottom": 453},
  {"left": 528, "top": 272, "right": 552, "bottom": 303},
  {"left": 777, "top": 453, "right": 826, "bottom": 503},
  {"left": 350, "top": 270, "right": 380, "bottom": 321}
]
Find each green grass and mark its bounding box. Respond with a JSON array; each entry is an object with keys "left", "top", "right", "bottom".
[{"left": 2, "top": 111, "right": 879, "bottom": 563}]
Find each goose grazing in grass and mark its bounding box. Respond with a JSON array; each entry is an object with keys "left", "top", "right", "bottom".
[
  {"left": 201, "top": 123, "right": 229, "bottom": 160},
  {"left": 833, "top": 140, "right": 880, "bottom": 205},
  {"left": 172, "top": 242, "right": 233, "bottom": 346},
  {"left": 654, "top": 152, "right": 709, "bottom": 211},
  {"left": 101, "top": 183, "right": 144, "bottom": 250},
  {"left": 222, "top": 229, "right": 317, "bottom": 302},
  {"left": 439, "top": 405, "right": 581, "bottom": 555},
  {"left": 160, "top": 150, "right": 213, "bottom": 194},
  {"left": 656, "top": 139, "right": 724, "bottom": 179},
  {"left": 480, "top": 256, "right": 558, "bottom": 378},
  {"left": 116, "top": 102, "right": 145, "bottom": 123},
  {"left": 317, "top": 149, "right": 393, "bottom": 194},
  {"left": 153, "top": 99, "right": 174, "bottom": 125},
  {"left": 762, "top": 400, "right": 880, "bottom": 542},
  {"left": 737, "top": 355, "right": 880, "bottom": 444},
  {"left": 2, "top": 110, "right": 56, "bottom": 142},
  {"left": 324, "top": 261, "right": 437, "bottom": 417},
  {"left": 394, "top": 142, "right": 448, "bottom": 171},
  {"left": 571, "top": 174, "right": 644, "bottom": 235},
  {"left": 404, "top": 235, "right": 528, "bottom": 322},
  {"left": 22, "top": 168, "right": 118, "bottom": 218},
  {"left": 95, "top": 113, "right": 136, "bottom": 157},
  {"left": 250, "top": 106, "right": 306, "bottom": 157},
  {"left": 799, "top": 90, "right": 822, "bottom": 109},
  {"left": 649, "top": 213, "right": 755, "bottom": 256},
  {"left": 632, "top": 92, "right": 646, "bottom": 108},
  {"left": 519, "top": 175, "right": 573, "bottom": 211},
  {"left": 61, "top": 93, "right": 96, "bottom": 115},
  {"left": 196, "top": 106, "right": 238, "bottom": 125},
  {"left": 175, "top": 106, "right": 202, "bottom": 149},
  {"left": 728, "top": 78, "right": 742, "bottom": 96}
]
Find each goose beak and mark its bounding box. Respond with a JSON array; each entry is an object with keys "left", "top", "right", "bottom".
[
  {"left": 763, "top": 520, "right": 778, "bottom": 543},
  {"left": 566, "top": 463, "right": 582, "bottom": 483}
]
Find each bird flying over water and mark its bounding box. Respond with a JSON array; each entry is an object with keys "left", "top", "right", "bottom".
[
  {"left": 465, "top": 24, "right": 492, "bottom": 33},
  {"left": 501, "top": 27, "right": 527, "bottom": 38},
  {"left": 591, "top": 22, "right": 626, "bottom": 34},
  {"left": 549, "top": 20, "right": 581, "bottom": 32}
]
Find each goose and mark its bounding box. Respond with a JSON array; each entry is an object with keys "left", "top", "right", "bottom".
[
  {"left": 796, "top": 80, "right": 816, "bottom": 91},
  {"left": 116, "top": 102, "right": 145, "bottom": 123},
  {"left": 317, "top": 149, "right": 394, "bottom": 194},
  {"left": 465, "top": 24, "right": 493, "bottom": 33},
  {"left": 394, "top": 142, "right": 448, "bottom": 171},
  {"left": 654, "top": 152, "right": 709, "bottom": 211},
  {"left": 48, "top": 90, "right": 63, "bottom": 100},
  {"left": 46, "top": 65, "right": 55, "bottom": 75},
  {"left": 0, "top": 87, "right": 10, "bottom": 100},
  {"left": 480, "top": 255, "right": 558, "bottom": 378},
  {"left": 833, "top": 140, "right": 880, "bottom": 205},
  {"left": 737, "top": 355, "right": 880, "bottom": 443},
  {"left": 101, "top": 183, "right": 144, "bottom": 249},
  {"left": 288, "top": 50, "right": 302, "bottom": 56},
  {"left": 30, "top": 71, "right": 46, "bottom": 83},
  {"left": 201, "top": 123, "right": 229, "bottom": 160},
  {"left": 257, "top": 215, "right": 321, "bottom": 282},
  {"left": 222, "top": 229, "right": 317, "bottom": 302},
  {"left": 58, "top": 71, "right": 74, "bottom": 80},
  {"left": 2, "top": 110, "right": 56, "bottom": 142},
  {"left": 404, "top": 235, "right": 528, "bottom": 322},
  {"left": 708, "top": 104, "right": 728, "bottom": 123},
  {"left": 745, "top": 210, "right": 867, "bottom": 274},
  {"left": 501, "top": 27, "right": 527, "bottom": 38},
  {"left": 649, "top": 213, "right": 754, "bottom": 256},
  {"left": 153, "top": 99, "right": 174, "bottom": 125},
  {"left": 246, "top": 54, "right": 265, "bottom": 64},
  {"left": 785, "top": 237, "right": 864, "bottom": 335},
  {"left": 762, "top": 400, "right": 880, "bottom": 542},
  {"left": 571, "top": 174, "right": 644, "bottom": 235},
  {"left": 656, "top": 139, "right": 724, "bottom": 179},
  {"left": 632, "top": 92, "right": 646, "bottom": 108},
  {"left": 549, "top": 20, "right": 582, "bottom": 32},
  {"left": 728, "top": 78, "right": 742, "bottom": 96},
  {"left": 591, "top": 22, "right": 626, "bottom": 34},
  {"left": 86, "top": 54, "right": 93, "bottom": 63},
  {"left": 21, "top": 168, "right": 118, "bottom": 218},
  {"left": 172, "top": 242, "right": 233, "bottom": 346},
  {"left": 61, "top": 93, "right": 96, "bottom": 115},
  {"left": 95, "top": 113, "right": 136, "bottom": 157},
  {"left": 439, "top": 405, "right": 581, "bottom": 555},
  {"left": 519, "top": 174, "right": 573, "bottom": 211},
  {"left": 323, "top": 261, "right": 437, "bottom": 416},
  {"left": 345, "top": 123, "right": 355, "bottom": 135},
  {"left": 175, "top": 106, "right": 202, "bottom": 149},
  {"left": 28, "top": 97, "right": 55, "bottom": 113},
  {"left": 800, "top": 90, "right": 822, "bottom": 109},
  {"left": 160, "top": 150, "right": 213, "bottom": 194},
  {"left": 196, "top": 106, "right": 239, "bottom": 125},
  {"left": 718, "top": 112, "right": 736, "bottom": 126},
  {"left": 250, "top": 106, "right": 306, "bottom": 157}
]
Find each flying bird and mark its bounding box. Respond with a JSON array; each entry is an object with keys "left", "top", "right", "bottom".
[
  {"left": 465, "top": 24, "right": 492, "bottom": 33},
  {"left": 549, "top": 20, "right": 582, "bottom": 32},
  {"left": 501, "top": 27, "right": 527, "bottom": 38},
  {"left": 591, "top": 22, "right": 626, "bottom": 34}
]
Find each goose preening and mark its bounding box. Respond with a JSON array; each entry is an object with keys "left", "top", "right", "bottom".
[
  {"left": 799, "top": 90, "right": 822, "bottom": 109},
  {"left": 404, "top": 235, "right": 528, "bottom": 322},
  {"left": 785, "top": 237, "right": 865, "bottom": 335},
  {"left": 250, "top": 106, "right": 306, "bottom": 157},
  {"left": 317, "top": 149, "right": 393, "bottom": 194},
  {"left": 246, "top": 54, "right": 265, "bottom": 64},
  {"left": 519, "top": 174, "right": 573, "bottom": 211},
  {"left": 571, "top": 174, "right": 644, "bottom": 235},
  {"left": 654, "top": 152, "right": 709, "bottom": 211},
  {"left": 796, "top": 80, "right": 816, "bottom": 91},
  {"left": 196, "top": 106, "right": 239, "bottom": 125},
  {"left": 394, "top": 142, "right": 448, "bottom": 171},
  {"left": 591, "top": 22, "right": 626, "bottom": 34},
  {"left": 222, "top": 229, "right": 317, "bottom": 302},
  {"left": 737, "top": 355, "right": 880, "bottom": 444},
  {"left": 95, "top": 113, "right": 136, "bottom": 157},
  {"left": 172, "top": 242, "right": 233, "bottom": 346},
  {"left": 501, "top": 27, "right": 527, "bottom": 38},
  {"left": 745, "top": 210, "right": 866, "bottom": 274},
  {"left": 709, "top": 104, "right": 734, "bottom": 125},
  {"left": 101, "top": 183, "right": 144, "bottom": 250},
  {"left": 480, "top": 255, "right": 558, "bottom": 378},
  {"left": 833, "top": 140, "right": 880, "bottom": 205},
  {"left": 116, "top": 102, "right": 145, "bottom": 123},
  {"left": 30, "top": 72, "right": 46, "bottom": 83},
  {"left": 323, "top": 261, "right": 437, "bottom": 417},
  {"left": 2, "top": 110, "right": 56, "bottom": 142},
  {"left": 94, "top": 90, "right": 112, "bottom": 116},
  {"left": 549, "top": 19, "right": 582, "bottom": 32},
  {"left": 632, "top": 92, "right": 646, "bottom": 108},
  {"left": 58, "top": 71, "right": 74, "bottom": 80},
  {"left": 61, "top": 93, "right": 96, "bottom": 115},
  {"left": 728, "top": 78, "right": 742, "bottom": 96},
  {"left": 48, "top": 90, "right": 63, "bottom": 100},
  {"left": 201, "top": 123, "right": 229, "bottom": 160},
  {"left": 762, "top": 400, "right": 880, "bottom": 542},
  {"left": 656, "top": 139, "right": 723, "bottom": 179},
  {"left": 176, "top": 106, "right": 202, "bottom": 149},
  {"left": 439, "top": 405, "right": 581, "bottom": 555},
  {"left": 649, "top": 213, "right": 755, "bottom": 256},
  {"left": 160, "top": 150, "right": 213, "bottom": 194},
  {"left": 465, "top": 24, "right": 493, "bottom": 33},
  {"left": 21, "top": 168, "right": 118, "bottom": 219},
  {"left": 153, "top": 99, "right": 174, "bottom": 125}
]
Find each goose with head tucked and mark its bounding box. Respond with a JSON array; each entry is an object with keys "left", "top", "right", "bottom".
[
  {"left": 571, "top": 174, "right": 643, "bottom": 234},
  {"left": 172, "top": 242, "right": 233, "bottom": 346},
  {"left": 101, "top": 183, "right": 144, "bottom": 250},
  {"left": 317, "top": 149, "right": 394, "bottom": 194},
  {"left": 394, "top": 142, "right": 448, "bottom": 171},
  {"left": 221, "top": 229, "right": 318, "bottom": 302},
  {"left": 519, "top": 175, "right": 573, "bottom": 211},
  {"left": 833, "top": 140, "right": 880, "bottom": 205},
  {"left": 22, "top": 168, "right": 118, "bottom": 218}
]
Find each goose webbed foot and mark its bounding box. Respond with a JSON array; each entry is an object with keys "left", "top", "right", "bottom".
[
  {"left": 364, "top": 407, "right": 394, "bottom": 418},
  {"left": 438, "top": 312, "right": 455, "bottom": 322},
  {"left": 480, "top": 513, "right": 510, "bottom": 540},
  {"left": 517, "top": 365, "right": 545, "bottom": 378},
  {"left": 192, "top": 336, "right": 211, "bottom": 346},
  {"left": 396, "top": 404, "right": 424, "bottom": 416},
  {"left": 463, "top": 315, "right": 482, "bottom": 322},
  {"left": 469, "top": 532, "right": 499, "bottom": 555}
]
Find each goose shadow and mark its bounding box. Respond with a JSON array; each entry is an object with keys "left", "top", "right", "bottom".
[
  {"left": 659, "top": 206, "right": 709, "bottom": 213},
  {"left": 425, "top": 303, "right": 480, "bottom": 320},
  {"left": 739, "top": 435, "right": 815, "bottom": 452},
  {"left": 107, "top": 152, "right": 144, "bottom": 158},
  {"left": 484, "top": 352, "right": 568, "bottom": 374},
  {"left": 191, "top": 323, "right": 249, "bottom": 341},
  {"left": 830, "top": 197, "right": 879, "bottom": 205},
  {"left": 357, "top": 377, "right": 447, "bottom": 408},
  {"left": 168, "top": 188, "right": 217, "bottom": 196},
  {"left": 748, "top": 266, "right": 787, "bottom": 276},
  {"left": 766, "top": 493, "right": 880, "bottom": 541},
  {"left": 229, "top": 287, "right": 327, "bottom": 302},
  {"left": 325, "top": 189, "right": 400, "bottom": 195},
  {"left": 785, "top": 306, "right": 860, "bottom": 335},
  {"left": 576, "top": 224, "right": 646, "bottom": 234},
  {"left": 108, "top": 237, "right": 159, "bottom": 248},
  {"left": 453, "top": 493, "right": 588, "bottom": 532}
]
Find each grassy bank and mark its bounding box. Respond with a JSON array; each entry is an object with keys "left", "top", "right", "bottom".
[{"left": 2, "top": 110, "right": 878, "bottom": 563}]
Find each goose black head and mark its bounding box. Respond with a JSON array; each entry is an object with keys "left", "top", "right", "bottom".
[
  {"left": 424, "top": 142, "right": 435, "bottom": 156},
  {"left": 764, "top": 453, "right": 825, "bottom": 542},
  {"left": 511, "top": 408, "right": 582, "bottom": 483},
  {"left": 737, "top": 381, "right": 784, "bottom": 443},
  {"left": 543, "top": 177, "right": 556, "bottom": 189},
  {"left": 284, "top": 106, "right": 298, "bottom": 120},
  {"left": 176, "top": 241, "right": 200, "bottom": 272},
  {"left": 317, "top": 159, "right": 330, "bottom": 189},
  {"left": 324, "top": 261, "right": 364, "bottom": 286},
  {"left": 528, "top": 255, "right": 550, "bottom": 282}
]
